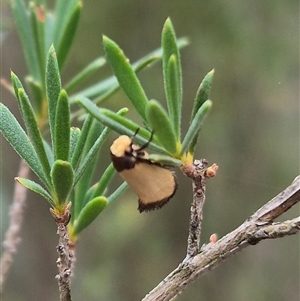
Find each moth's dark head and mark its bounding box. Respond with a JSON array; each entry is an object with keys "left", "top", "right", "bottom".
[{"left": 110, "top": 135, "right": 148, "bottom": 172}]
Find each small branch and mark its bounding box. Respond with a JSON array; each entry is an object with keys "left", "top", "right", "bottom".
[
  {"left": 0, "top": 160, "right": 30, "bottom": 293},
  {"left": 183, "top": 159, "right": 208, "bottom": 258},
  {"left": 142, "top": 171, "right": 300, "bottom": 301},
  {"left": 50, "top": 203, "right": 73, "bottom": 301}
]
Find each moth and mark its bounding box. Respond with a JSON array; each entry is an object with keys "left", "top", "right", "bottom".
[{"left": 110, "top": 131, "right": 177, "bottom": 212}]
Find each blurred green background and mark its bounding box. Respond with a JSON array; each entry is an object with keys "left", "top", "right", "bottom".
[{"left": 1, "top": 1, "right": 299, "bottom": 300}]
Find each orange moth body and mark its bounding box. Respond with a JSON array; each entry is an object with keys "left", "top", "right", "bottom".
[{"left": 110, "top": 133, "right": 177, "bottom": 212}]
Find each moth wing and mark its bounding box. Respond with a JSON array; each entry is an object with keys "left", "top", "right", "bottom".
[{"left": 120, "top": 162, "right": 177, "bottom": 212}]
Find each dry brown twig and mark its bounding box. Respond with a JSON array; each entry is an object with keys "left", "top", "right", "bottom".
[
  {"left": 0, "top": 160, "right": 30, "bottom": 294},
  {"left": 1, "top": 158, "right": 299, "bottom": 301},
  {"left": 142, "top": 161, "right": 300, "bottom": 301}
]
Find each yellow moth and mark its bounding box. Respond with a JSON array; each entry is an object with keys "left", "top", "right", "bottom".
[{"left": 110, "top": 131, "right": 177, "bottom": 212}]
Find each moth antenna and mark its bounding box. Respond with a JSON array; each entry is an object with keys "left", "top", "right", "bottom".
[
  {"left": 132, "top": 128, "right": 140, "bottom": 138},
  {"left": 138, "top": 131, "right": 154, "bottom": 151}
]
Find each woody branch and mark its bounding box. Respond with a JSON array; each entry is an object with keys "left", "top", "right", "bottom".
[
  {"left": 50, "top": 203, "right": 74, "bottom": 301},
  {"left": 141, "top": 167, "right": 300, "bottom": 301}
]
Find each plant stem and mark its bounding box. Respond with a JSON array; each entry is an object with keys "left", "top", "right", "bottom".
[
  {"left": 141, "top": 170, "right": 300, "bottom": 301},
  {"left": 0, "top": 160, "right": 30, "bottom": 293},
  {"left": 50, "top": 203, "right": 73, "bottom": 301},
  {"left": 183, "top": 159, "right": 208, "bottom": 258}
]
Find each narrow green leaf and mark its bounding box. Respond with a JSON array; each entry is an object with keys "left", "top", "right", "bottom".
[
  {"left": 90, "top": 163, "right": 116, "bottom": 201},
  {"left": 73, "top": 196, "right": 108, "bottom": 236},
  {"left": 82, "top": 183, "right": 97, "bottom": 209},
  {"left": 107, "top": 182, "right": 128, "bottom": 204},
  {"left": 162, "top": 18, "right": 181, "bottom": 70},
  {"left": 103, "top": 35, "right": 149, "bottom": 121},
  {"left": 77, "top": 96, "right": 167, "bottom": 154},
  {"left": 147, "top": 154, "right": 182, "bottom": 167},
  {"left": 0, "top": 103, "right": 48, "bottom": 186},
  {"left": 181, "top": 100, "right": 212, "bottom": 156},
  {"left": 162, "top": 18, "right": 182, "bottom": 139},
  {"left": 43, "top": 139, "right": 54, "bottom": 166},
  {"left": 56, "top": 2, "right": 82, "bottom": 69},
  {"left": 65, "top": 57, "right": 106, "bottom": 92},
  {"left": 70, "top": 74, "right": 118, "bottom": 104},
  {"left": 11, "top": 0, "right": 41, "bottom": 80},
  {"left": 166, "top": 54, "right": 182, "bottom": 139},
  {"left": 69, "top": 127, "right": 81, "bottom": 160},
  {"left": 51, "top": 160, "right": 74, "bottom": 206},
  {"left": 69, "top": 37, "right": 188, "bottom": 106},
  {"left": 18, "top": 88, "right": 52, "bottom": 188},
  {"left": 44, "top": 10, "right": 55, "bottom": 53},
  {"left": 100, "top": 108, "right": 149, "bottom": 139},
  {"left": 53, "top": 0, "right": 79, "bottom": 47},
  {"left": 29, "top": 2, "right": 46, "bottom": 82},
  {"left": 190, "top": 69, "right": 214, "bottom": 122},
  {"left": 71, "top": 114, "right": 94, "bottom": 169},
  {"left": 15, "top": 177, "right": 54, "bottom": 206},
  {"left": 74, "top": 119, "right": 103, "bottom": 217},
  {"left": 25, "top": 76, "right": 44, "bottom": 115},
  {"left": 145, "top": 100, "right": 178, "bottom": 154},
  {"left": 54, "top": 90, "right": 70, "bottom": 161},
  {"left": 11, "top": 71, "right": 26, "bottom": 118},
  {"left": 74, "top": 126, "right": 109, "bottom": 187},
  {"left": 188, "top": 71, "right": 214, "bottom": 153},
  {"left": 46, "top": 45, "right": 62, "bottom": 150}
]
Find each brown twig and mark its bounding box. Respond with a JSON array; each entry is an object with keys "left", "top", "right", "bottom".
[
  {"left": 0, "top": 160, "right": 30, "bottom": 294},
  {"left": 183, "top": 159, "right": 208, "bottom": 258},
  {"left": 141, "top": 167, "right": 300, "bottom": 301},
  {"left": 50, "top": 203, "right": 73, "bottom": 301}
]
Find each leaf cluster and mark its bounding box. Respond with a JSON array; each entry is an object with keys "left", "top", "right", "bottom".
[
  {"left": 78, "top": 19, "right": 214, "bottom": 165},
  {"left": 1, "top": 1, "right": 213, "bottom": 240}
]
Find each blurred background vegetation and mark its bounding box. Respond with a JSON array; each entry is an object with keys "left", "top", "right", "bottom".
[{"left": 1, "top": 0, "right": 299, "bottom": 300}]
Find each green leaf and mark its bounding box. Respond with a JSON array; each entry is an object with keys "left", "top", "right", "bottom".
[
  {"left": 162, "top": 18, "right": 182, "bottom": 140},
  {"left": 53, "top": 0, "right": 79, "bottom": 48},
  {"left": 73, "top": 196, "right": 107, "bottom": 236},
  {"left": 46, "top": 45, "right": 62, "bottom": 149},
  {"left": 107, "top": 182, "right": 128, "bottom": 204},
  {"left": 0, "top": 103, "right": 48, "bottom": 186},
  {"left": 70, "top": 73, "right": 118, "bottom": 105},
  {"left": 145, "top": 100, "right": 178, "bottom": 154},
  {"left": 90, "top": 163, "right": 116, "bottom": 201},
  {"left": 65, "top": 57, "right": 106, "bottom": 92},
  {"left": 181, "top": 99, "right": 212, "bottom": 156},
  {"left": 54, "top": 90, "right": 70, "bottom": 161},
  {"left": 51, "top": 160, "right": 74, "bottom": 206},
  {"left": 29, "top": 2, "right": 46, "bottom": 81},
  {"left": 43, "top": 139, "right": 54, "bottom": 166},
  {"left": 74, "top": 125, "right": 109, "bottom": 187},
  {"left": 165, "top": 54, "right": 182, "bottom": 140},
  {"left": 25, "top": 76, "right": 44, "bottom": 115},
  {"left": 69, "top": 127, "right": 81, "bottom": 160},
  {"left": 69, "top": 37, "right": 188, "bottom": 106},
  {"left": 147, "top": 154, "right": 182, "bottom": 167},
  {"left": 74, "top": 119, "right": 103, "bottom": 217},
  {"left": 188, "top": 70, "right": 214, "bottom": 154},
  {"left": 44, "top": 10, "right": 55, "bottom": 53},
  {"left": 11, "top": 0, "right": 41, "bottom": 80},
  {"left": 18, "top": 88, "right": 52, "bottom": 189},
  {"left": 15, "top": 177, "right": 54, "bottom": 206},
  {"left": 82, "top": 183, "right": 97, "bottom": 210},
  {"left": 77, "top": 96, "right": 167, "bottom": 154},
  {"left": 190, "top": 69, "right": 214, "bottom": 122},
  {"left": 56, "top": 2, "right": 82, "bottom": 69},
  {"left": 11, "top": 71, "right": 24, "bottom": 111},
  {"left": 71, "top": 114, "right": 94, "bottom": 169},
  {"left": 100, "top": 108, "right": 149, "bottom": 139},
  {"left": 103, "top": 35, "right": 149, "bottom": 121}
]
